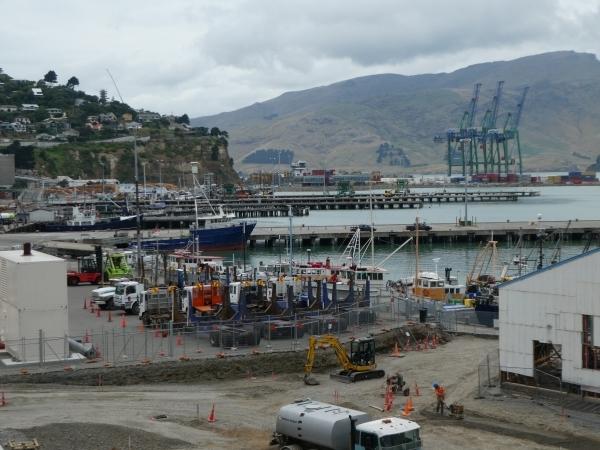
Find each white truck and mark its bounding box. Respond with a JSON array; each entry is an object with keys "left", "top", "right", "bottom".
[
  {"left": 90, "top": 286, "right": 116, "bottom": 310},
  {"left": 271, "top": 399, "right": 422, "bottom": 450},
  {"left": 113, "top": 280, "right": 144, "bottom": 315}
]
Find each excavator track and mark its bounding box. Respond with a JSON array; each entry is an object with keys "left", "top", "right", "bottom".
[{"left": 330, "top": 369, "right": 386, "bottom": 383}]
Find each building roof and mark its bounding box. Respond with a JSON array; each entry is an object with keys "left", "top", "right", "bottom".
[
  {"left": 0, "top": 249, "right": 64, "bottom": 264},
  {"left": 499, "top": 247, "right": 600, "bottom": 290}
]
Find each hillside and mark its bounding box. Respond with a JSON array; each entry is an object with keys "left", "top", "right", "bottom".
[
  {"left": 192, "top": 51, "right": 600, "bottom": 173},
  {"left": 0, "top": 70, "right": 239, "bottom": 184}
]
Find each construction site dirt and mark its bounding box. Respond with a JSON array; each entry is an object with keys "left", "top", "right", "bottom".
[{"left": 1, "top": 335, "right": 599, "bottom": 450}]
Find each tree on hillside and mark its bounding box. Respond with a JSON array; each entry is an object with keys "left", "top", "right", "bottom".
[
  {"left": 66, "top": 76, "right": 79, "bottom": 89},
  {"left": 99, "top": 89, "right": 108, "bottom": 105},
  {"left": 176, "top": 114, "right": 190, "bottom": 125},
  {"left": 211, "top": 143, "right": 219, "bottom": 161},
  {"left": 43, "top": 70, "right": 57, "bottom": 83},
  {"left": 210, "top": 127, "right": 221, "bottom": 137}
]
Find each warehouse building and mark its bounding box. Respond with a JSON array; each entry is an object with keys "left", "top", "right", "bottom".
[{"left": 499, "top": 249, "right": 600, "bottom": 397}]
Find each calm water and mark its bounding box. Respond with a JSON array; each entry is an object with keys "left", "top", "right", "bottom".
[
  {"left": 234, "top": 185, "right": 598, "bottom": 281},
  {"left": 269, "top": 185, "right": 600, "bottom": 226}
]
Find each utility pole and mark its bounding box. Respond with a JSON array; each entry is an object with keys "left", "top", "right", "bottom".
[
  {"left": 100, "top": 162, "right": 105, "bottom": 196},
  {"left": 134, "top": 135, "right": 142, "bottom": 279},
  {"left": 288, "top": 205, "right": 293, "bottom": 275},
  {"left": 142, "top": 161, "right": 147, "bottom": 198}
]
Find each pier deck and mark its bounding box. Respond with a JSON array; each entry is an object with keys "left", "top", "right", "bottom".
[{"left": 250, "top": 219, "right": 600, "bottom": 247}]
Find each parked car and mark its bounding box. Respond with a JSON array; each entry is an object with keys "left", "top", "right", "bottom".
[
  {"left": 406, "top": 222, "right": 432, "bottom": 231},
  {"left": 350, "top": 224, "right": 376, "bottom": 232}
]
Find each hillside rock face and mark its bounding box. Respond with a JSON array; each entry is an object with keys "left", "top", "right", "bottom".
[
  {"left": 35, "top": 134, "right": 240, "bottom": 185},
  {"left": 193, "top": 51, "right": 600, "bottom": 173}
]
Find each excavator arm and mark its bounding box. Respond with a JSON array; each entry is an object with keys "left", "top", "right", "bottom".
[{"left": 304, "top": 335, "right": 384, "bottom": 385}]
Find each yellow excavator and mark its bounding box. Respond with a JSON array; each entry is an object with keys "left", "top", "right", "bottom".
[{"left": 304, "top": 334, "right": 386, "bottom": 385}]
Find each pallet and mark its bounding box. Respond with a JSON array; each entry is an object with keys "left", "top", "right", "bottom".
[{"left": 7, "top": 439, "right": 40, "bottom": 450}]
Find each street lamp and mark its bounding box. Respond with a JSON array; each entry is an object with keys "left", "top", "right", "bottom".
[
  {"left": 99, "top": 162, "right": 105, "bottom": 196},
  {"left": 141, "top": 161, "right": 147, "bottom": 197},
  {"left": 157, "top": 159, "right": 164, "bottom": 187}
]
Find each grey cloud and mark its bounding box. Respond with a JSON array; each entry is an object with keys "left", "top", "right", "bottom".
[{"left": 1, "top": 0, "right": 599, "bottom": 116}]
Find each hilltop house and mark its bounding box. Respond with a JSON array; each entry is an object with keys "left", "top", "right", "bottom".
[
  {"left": 121, "top": 112, "right": 133, "bottom": 122},
  {"left": 99, "top": 112, "right": 117, "bottom": 123},
  {"left": 21, "top": 104, "right": 39, "bottom": 111},
  {"left": 126, "top": 121, "right": 142, "bottom": 130},
  {"left": 46, "top": 108, "right": 63, "bottom": 116},
  {"left": 31, "top": 87, "right": 43, "bottom": 96},
  {"left": 137, "top": 110, "right": 161, "bottom": 122},
  {"left": 0, "top": 105, "right": 18, "bottom": 112}
]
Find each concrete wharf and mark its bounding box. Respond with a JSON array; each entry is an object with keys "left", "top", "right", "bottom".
[
  {"left": 138, "top": 190, "right": 539, "bottom": 225},
  {"left": 249, "top": 219, "right": 600, "bottom": 247}
]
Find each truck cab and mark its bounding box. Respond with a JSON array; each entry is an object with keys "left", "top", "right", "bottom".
[
  {"left": 355, "top": 418, "right": 421, "bottom": 450},
  {"left": 113, "top": 281, "right": 143, "bottom": 315}
]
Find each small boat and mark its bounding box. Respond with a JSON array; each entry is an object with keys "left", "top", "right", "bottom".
[{"left": 44, "top": 206, "right": 139, "bottom": 232}]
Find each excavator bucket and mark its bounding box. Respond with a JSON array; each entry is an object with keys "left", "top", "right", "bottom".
[{"left": 304, "top": 374, "right": 320, "bottom": 386}]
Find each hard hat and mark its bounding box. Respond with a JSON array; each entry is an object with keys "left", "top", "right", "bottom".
[{"left": 433, "top": 383, "right": 439, "bottom": 388}]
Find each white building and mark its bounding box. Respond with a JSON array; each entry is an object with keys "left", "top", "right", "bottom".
[
  {"left": 499, "top": 249, "right": 600, "bottom": 396},
  {"left": 0, "top": 246, "right": 68, "bottom": 362}
]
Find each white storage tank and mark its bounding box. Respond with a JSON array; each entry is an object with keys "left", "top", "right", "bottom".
[
  {"left": 275, "top": 399, "right": 369, "bottom": 450},
  {"left": 0, "top": 244, "right": 68, "bottom": 362}
]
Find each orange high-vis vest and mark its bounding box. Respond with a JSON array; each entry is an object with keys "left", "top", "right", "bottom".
[{"left": 435, "top": 386, "right": 446, "bottom": 399}]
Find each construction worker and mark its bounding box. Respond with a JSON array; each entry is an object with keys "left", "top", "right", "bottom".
[{"left": 433, "top": 383, "right": 446, "bottom": 415}]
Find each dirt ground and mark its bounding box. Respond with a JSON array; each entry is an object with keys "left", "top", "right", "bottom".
[{"left": 1, "top": 335, "right": 599, "bottom": 449}]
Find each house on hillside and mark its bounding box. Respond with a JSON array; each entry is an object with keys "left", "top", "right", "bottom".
[
  {"left": 99, "top": 112, "right": 117, "bottom": 123},
  {"left": 0, "top": 105, "right": 18, "bottom": 112},
  {"left": 74, "top": 98, "right": 86, "bottom": 106},
  {"left": 46, "top": 108, "right": 63, "bottom": 116},
  {"left": 137, "top": 110, "right": 161, "bottom": 122},
  {"left": 31, "top": 87, "right": 43, "bottom": 96},
  {"left": 21, "top": 104, "right": 39, "bottom": 111},
  {"left": 121, "top": 112, "right": 133, "bottom": 122},
  {"left": 126, "top": 121, "right": 142, "bottom": 130},
  {"left": 499, "top": 249, "right": 600, "bottom": 397}
]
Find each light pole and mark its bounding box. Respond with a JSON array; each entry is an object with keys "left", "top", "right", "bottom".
[
  {"left": 142, "top": 161, "right": 147, "bottom": 197},
  {"left": 99, "top": 162, "right": 105, "bottom": 196}
]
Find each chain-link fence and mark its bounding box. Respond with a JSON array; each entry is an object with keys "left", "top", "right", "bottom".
[
  {"left": 0, "top": 302, "right": 405, "bottom": 372},
  {"left": 2, "top": 294, "right": 498, "bottom": 373}
]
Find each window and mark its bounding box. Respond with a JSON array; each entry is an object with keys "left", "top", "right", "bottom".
[
  {"left": 360, "top": 432, "right": 377, "bottom": 450},
  {"left": 583, "top": 315, "right": 600, "bottom": 370}
]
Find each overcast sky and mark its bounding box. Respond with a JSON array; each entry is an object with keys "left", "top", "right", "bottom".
[{"left": 2, "top": 0, "right": 599, "bottom": 117}]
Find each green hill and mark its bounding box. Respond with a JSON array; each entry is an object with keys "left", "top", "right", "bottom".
[
  {"left": 192, "top": 51, "right": 600, "bottom": 173},
  {"left": 0, "top": 70, "right": 239, "bottom": 184}
]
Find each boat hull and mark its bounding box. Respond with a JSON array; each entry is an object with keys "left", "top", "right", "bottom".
[
  {"left": 44, "top": 216, "right": 139, "bottom": 232},
  {"left": 141, "top": 222, "right": 256, "bottom": 252}
]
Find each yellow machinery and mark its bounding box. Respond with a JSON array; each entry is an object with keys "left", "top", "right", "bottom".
[{"left": 304, "top": 335, "right": 385, "bottom": 385}]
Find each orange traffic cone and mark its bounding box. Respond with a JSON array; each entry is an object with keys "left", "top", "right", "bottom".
[
  {"left": 119, "top": 313, "right": 127, "bottom": 328},
  {"left": 407, "top": 396, "right": 414, "bottom": 411},
  {"left": 401, "top": 398, "right": 411, "bottom": 417},
  {"left": 207, "top": 403, "right": 217, "bottom": 423},
  {"left": 107, "top": 310, "right": 113, "bottom": 323},
  {"left": 390, "top": 342, "right": 402, "bottom": 357}
]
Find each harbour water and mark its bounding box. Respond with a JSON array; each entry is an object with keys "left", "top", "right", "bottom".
[{"left": 237, "top": 185, "right": 598, "bottom": 281}]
